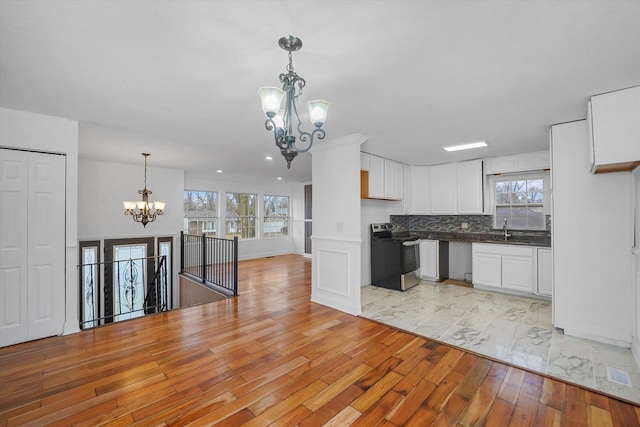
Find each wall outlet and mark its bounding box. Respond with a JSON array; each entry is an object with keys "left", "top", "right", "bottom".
[{"left": 461, "top": 222, "right": 469, "bottom": 229}]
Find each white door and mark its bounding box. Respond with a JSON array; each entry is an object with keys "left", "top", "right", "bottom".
[
  {"left": 0, "top": 149, "right": 29, "bottom": 345},
  {"left": 0, "top": 149, "right": 65, "bottom": 347}
]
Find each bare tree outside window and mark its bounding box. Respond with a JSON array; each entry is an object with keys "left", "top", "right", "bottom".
[
  {"left": 264, "top": 195, "right": 289, "bottom": 237},
  {"left": 183, "top": 190, "right": 218, "bottom": 236},
  {"left": 495, "top": 177, "right": 545, "bottom": 230},
  {"left": 225, "top": 192, "right": 257, "bottom": 238}
]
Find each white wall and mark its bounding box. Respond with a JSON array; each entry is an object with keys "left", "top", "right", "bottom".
[
  {"left": 311, "top": 134, "right": 367, "bottom": 315},
  {"left": 0, "top": 107, "right": 80, "bottom": 336},
  {"left": 551, "top": 120, "right": 634, "bottom": 346},
  {"left": 79, "top": 159, "right": 184, "bottom": 240},
  {"left": 633, "top": 167, "right": 640, "bottom": 361},
  {"left": 360, "top": 198, "right": 402, "bottom": 285},
  {"left": 185, "top": 175, "right": 300, "bottom": 260}
]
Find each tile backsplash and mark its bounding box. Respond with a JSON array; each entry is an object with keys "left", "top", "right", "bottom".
[{"left": 390, "top": 214, "right": 552, "bottom": 235}]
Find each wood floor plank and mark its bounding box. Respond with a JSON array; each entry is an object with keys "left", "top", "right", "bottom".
[{"left": 1, "top": 254, "right": 639, "bottom": 426}]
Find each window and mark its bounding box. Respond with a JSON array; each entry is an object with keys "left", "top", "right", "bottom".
[
  {"left": 226, "top": 192, "right": 257, "bottom": 238},
  {"left": 263, "top": 195, "right": 289, "bottom": 237},
  {"left": 184, "top": 191, "right": 218, "bottom": 236},
  {"left": 494, "top": 174, "right": 546, "bottom": 230}
]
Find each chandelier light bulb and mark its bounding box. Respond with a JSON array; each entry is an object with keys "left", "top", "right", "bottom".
[
  {"left": 307, "top": 99, "right": 331, "bottom": 127},
  {"left": 258, "top": 87, "right": 285, "bottom": 117}
]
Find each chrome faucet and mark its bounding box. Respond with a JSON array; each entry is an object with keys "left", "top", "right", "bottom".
[{"left": 502, "top": 218, "right": 512, "bottom": 241}]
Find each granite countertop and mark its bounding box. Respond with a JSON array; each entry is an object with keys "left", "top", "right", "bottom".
[{"left": 407, "top": 230, "right": 551, "bottom": 247}]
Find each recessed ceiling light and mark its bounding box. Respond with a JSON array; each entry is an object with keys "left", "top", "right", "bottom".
[
  {"left": 216, "top": 169, "right": 223, "bottom": 173},
  {"left": 276, "top": 177, "right": 283, "bottom": 180},
  {"left": 442, "top": 141, "right": 488, "bottom": 152},
  {"left": 265, "top": 156, "right": 273, "bottom": 160}
]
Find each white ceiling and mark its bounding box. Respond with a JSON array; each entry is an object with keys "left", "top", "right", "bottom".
[{"left": 1, "top": 0, "right": 639, "bottom": 183}]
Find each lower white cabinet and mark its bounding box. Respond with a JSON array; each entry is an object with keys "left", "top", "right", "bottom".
[
  {"left": 472, "top": 243, "right": 535, "bottom": 293},
  {"left": 537, "top": 248, "right": 553, "bottom": 296},
  {"left": 419, "top": 240, "right": 449, "bottom": 281}
]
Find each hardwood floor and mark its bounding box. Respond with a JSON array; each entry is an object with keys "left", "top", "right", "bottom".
[{"left": 1, "top": 253, "right": 639, "bottom": 426}]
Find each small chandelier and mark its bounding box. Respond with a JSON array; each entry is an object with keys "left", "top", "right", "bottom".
[
  {"left": 258, "top": 35, "right": 331, "bottom": 168},
  {"left": 123, "top": 153, "right": 165, "bottom": 227}
]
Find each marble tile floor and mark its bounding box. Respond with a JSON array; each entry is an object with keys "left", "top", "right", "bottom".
[{"left": 361, "top": 280, "right": 640, "bottom": 403}]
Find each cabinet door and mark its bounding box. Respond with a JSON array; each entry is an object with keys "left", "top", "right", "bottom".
[
  {"left": 360, "top": 152, "right": 371, "bottom": 171},
  {"left": 502, "top": 255, "right": 534, "bottom": 293},
  {"left": 519, "top": 151, "right": 550, "bottom": 171},
  {"left": 489, "top": 155, "right": 519, "bottom": 174},
  {"left": 430, "top": 163, "right": 456, "bottom": 214},
  {"left": 383, "top": 159, "right": 394, "bottom": 198},
  {"left": 393, "top": 161, "right": 403, "bottom": 199},
  {"left": 419, "top": 240, "right": 438, "bottom": 280},
  {"left": 410, "top": 166, "right": 430, "bottom": 214},
  {"left": 472, "top": 252, "right": 501, "bottom": 288},
  {"left": 368, "top": 155, "right": 385, "bottom": 198},
  {"left": 537, "top": 248, "right": 553, "bottom": 296},
  {"left": 401, "top": 165, "right": 411, "bottom": 213},
  {"left": 590, "top": 86, "right": 640, "bottom": 168},
  {"left": 457, "top": 160, "right": 483, "bottom": 214}
]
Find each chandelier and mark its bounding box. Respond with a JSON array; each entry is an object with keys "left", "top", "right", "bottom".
[
  {"left": 258, "top": 35, "right": 331, "bottom": 168},
  {"left": 123, "top": 153, "right": 165, "bottom": 227}
]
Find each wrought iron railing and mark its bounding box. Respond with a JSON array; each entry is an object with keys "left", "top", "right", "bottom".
[
  {"left": 180, "top": 232, "right": 238, "bottom": 296},
  {"left": 78, "top": 255, "right": 170, "bottom": 330}
]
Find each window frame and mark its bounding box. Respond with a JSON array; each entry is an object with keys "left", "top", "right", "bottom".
[
  {"left": 263, "top": 194, "right": 290, "bottom": 238},
  {"left": 488, "top": 171, "right": 549, "bottom": 231},
  {"left": 183, "top": 190, "right": 219, "bottom": 236},
  {"left": 225, "top": 192, "right": 258, "bottom": 239}
]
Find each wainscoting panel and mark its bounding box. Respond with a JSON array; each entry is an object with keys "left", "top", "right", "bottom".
[{"left": 311, "top": 236, "right": 361, "bottom": 316}]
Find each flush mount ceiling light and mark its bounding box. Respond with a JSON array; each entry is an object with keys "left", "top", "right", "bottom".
[
  {"left": 258, "top": 35, "right": 331, "bottom": 168},
  {"left": 123, "top": 153, "right": 165, "bottom": 227},
  {"left": 443, "top": 141, "right": 488, "bottom": 152}
]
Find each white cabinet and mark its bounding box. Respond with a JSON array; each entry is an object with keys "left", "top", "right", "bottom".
[
  {"left": 537, "top": 248, "right": 553, "bottom": 297},
  {"left": 472, "top": 243, "right": 535, "bottom": 293},
  {"left": 419, "top": 240, "right": 449, "bottom": 281},
  {"left": 430, "top": 163, "right": 456, "bottom": 214},
  {"left": 484, "top": 151, "right": 550, "bottom": 174},
  {"left": 502, "top": 254, "right": 534, "bottom": 293},
  {"left": 384, "top": 159, "right": 403, "bottom": 199},
  {"left": 360, "top": 152, "right": 371, "bottom": 171},
  {"left": 361, "top": 153, "right": 403, "bottom": 200},
  {"left": 589, "top": 86, "right": 640, "bottom": 173},
  {"left": 473, "top": 252, "right": 502, "bottom": 288},
  {"left": 420, "top": 240, "right": 438, "bottom": 280},
  {"left": 368, "top": 155, "right": 385, "bottom": 198},
  {"left": 401, "top": 164, "right": 412, "bottom": 214},
  {"left": 409, "top": 166, "right": 430, "bottom": 214},
  {"left": 457, "top": 160, "right": 484, "bottom": 214}
]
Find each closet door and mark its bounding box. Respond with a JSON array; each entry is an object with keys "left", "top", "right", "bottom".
[
  {"left": 0, "top": 149, "right": 29, "bottom": 345},
  {"left": 0, "top": 149, "right": 65, "bottom": 346},
  {"left": 27, "top": 152, "right": 65, "bottom": 340}
]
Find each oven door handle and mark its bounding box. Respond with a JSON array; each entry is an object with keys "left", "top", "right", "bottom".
[{"left": 402, "top": 240, "right": 420, "bottom": 246}]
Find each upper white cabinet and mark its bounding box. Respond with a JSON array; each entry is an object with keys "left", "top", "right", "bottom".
[
  {"left": 430, "top": 163, "right": 457, "bottom": 214},
  {"left": 384, "top": 159, "right": 403, "bottom": 200},
  {"left": 484, "top": 151, "right": 550, "bottom": 175},
  {"left": 367, "top": 154, "right": 385, "bottom": 199},
  {"left": 360, "top": 152, "right": 403, "bottom": 200},
  {"left": 456, "top": 160, "right": 484, "bottom": 214},
  {"left": 589, "top": 85, "right": 640, "bottom": 173},
  {"left": 360, "top": 152, "right": 371, "bottom": 171},
  {"left": 409, "top": 166, "right": 430, "bottom": 214},
  {"left": 401, "top": 164, "right": 412, "bottom": 214}
]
